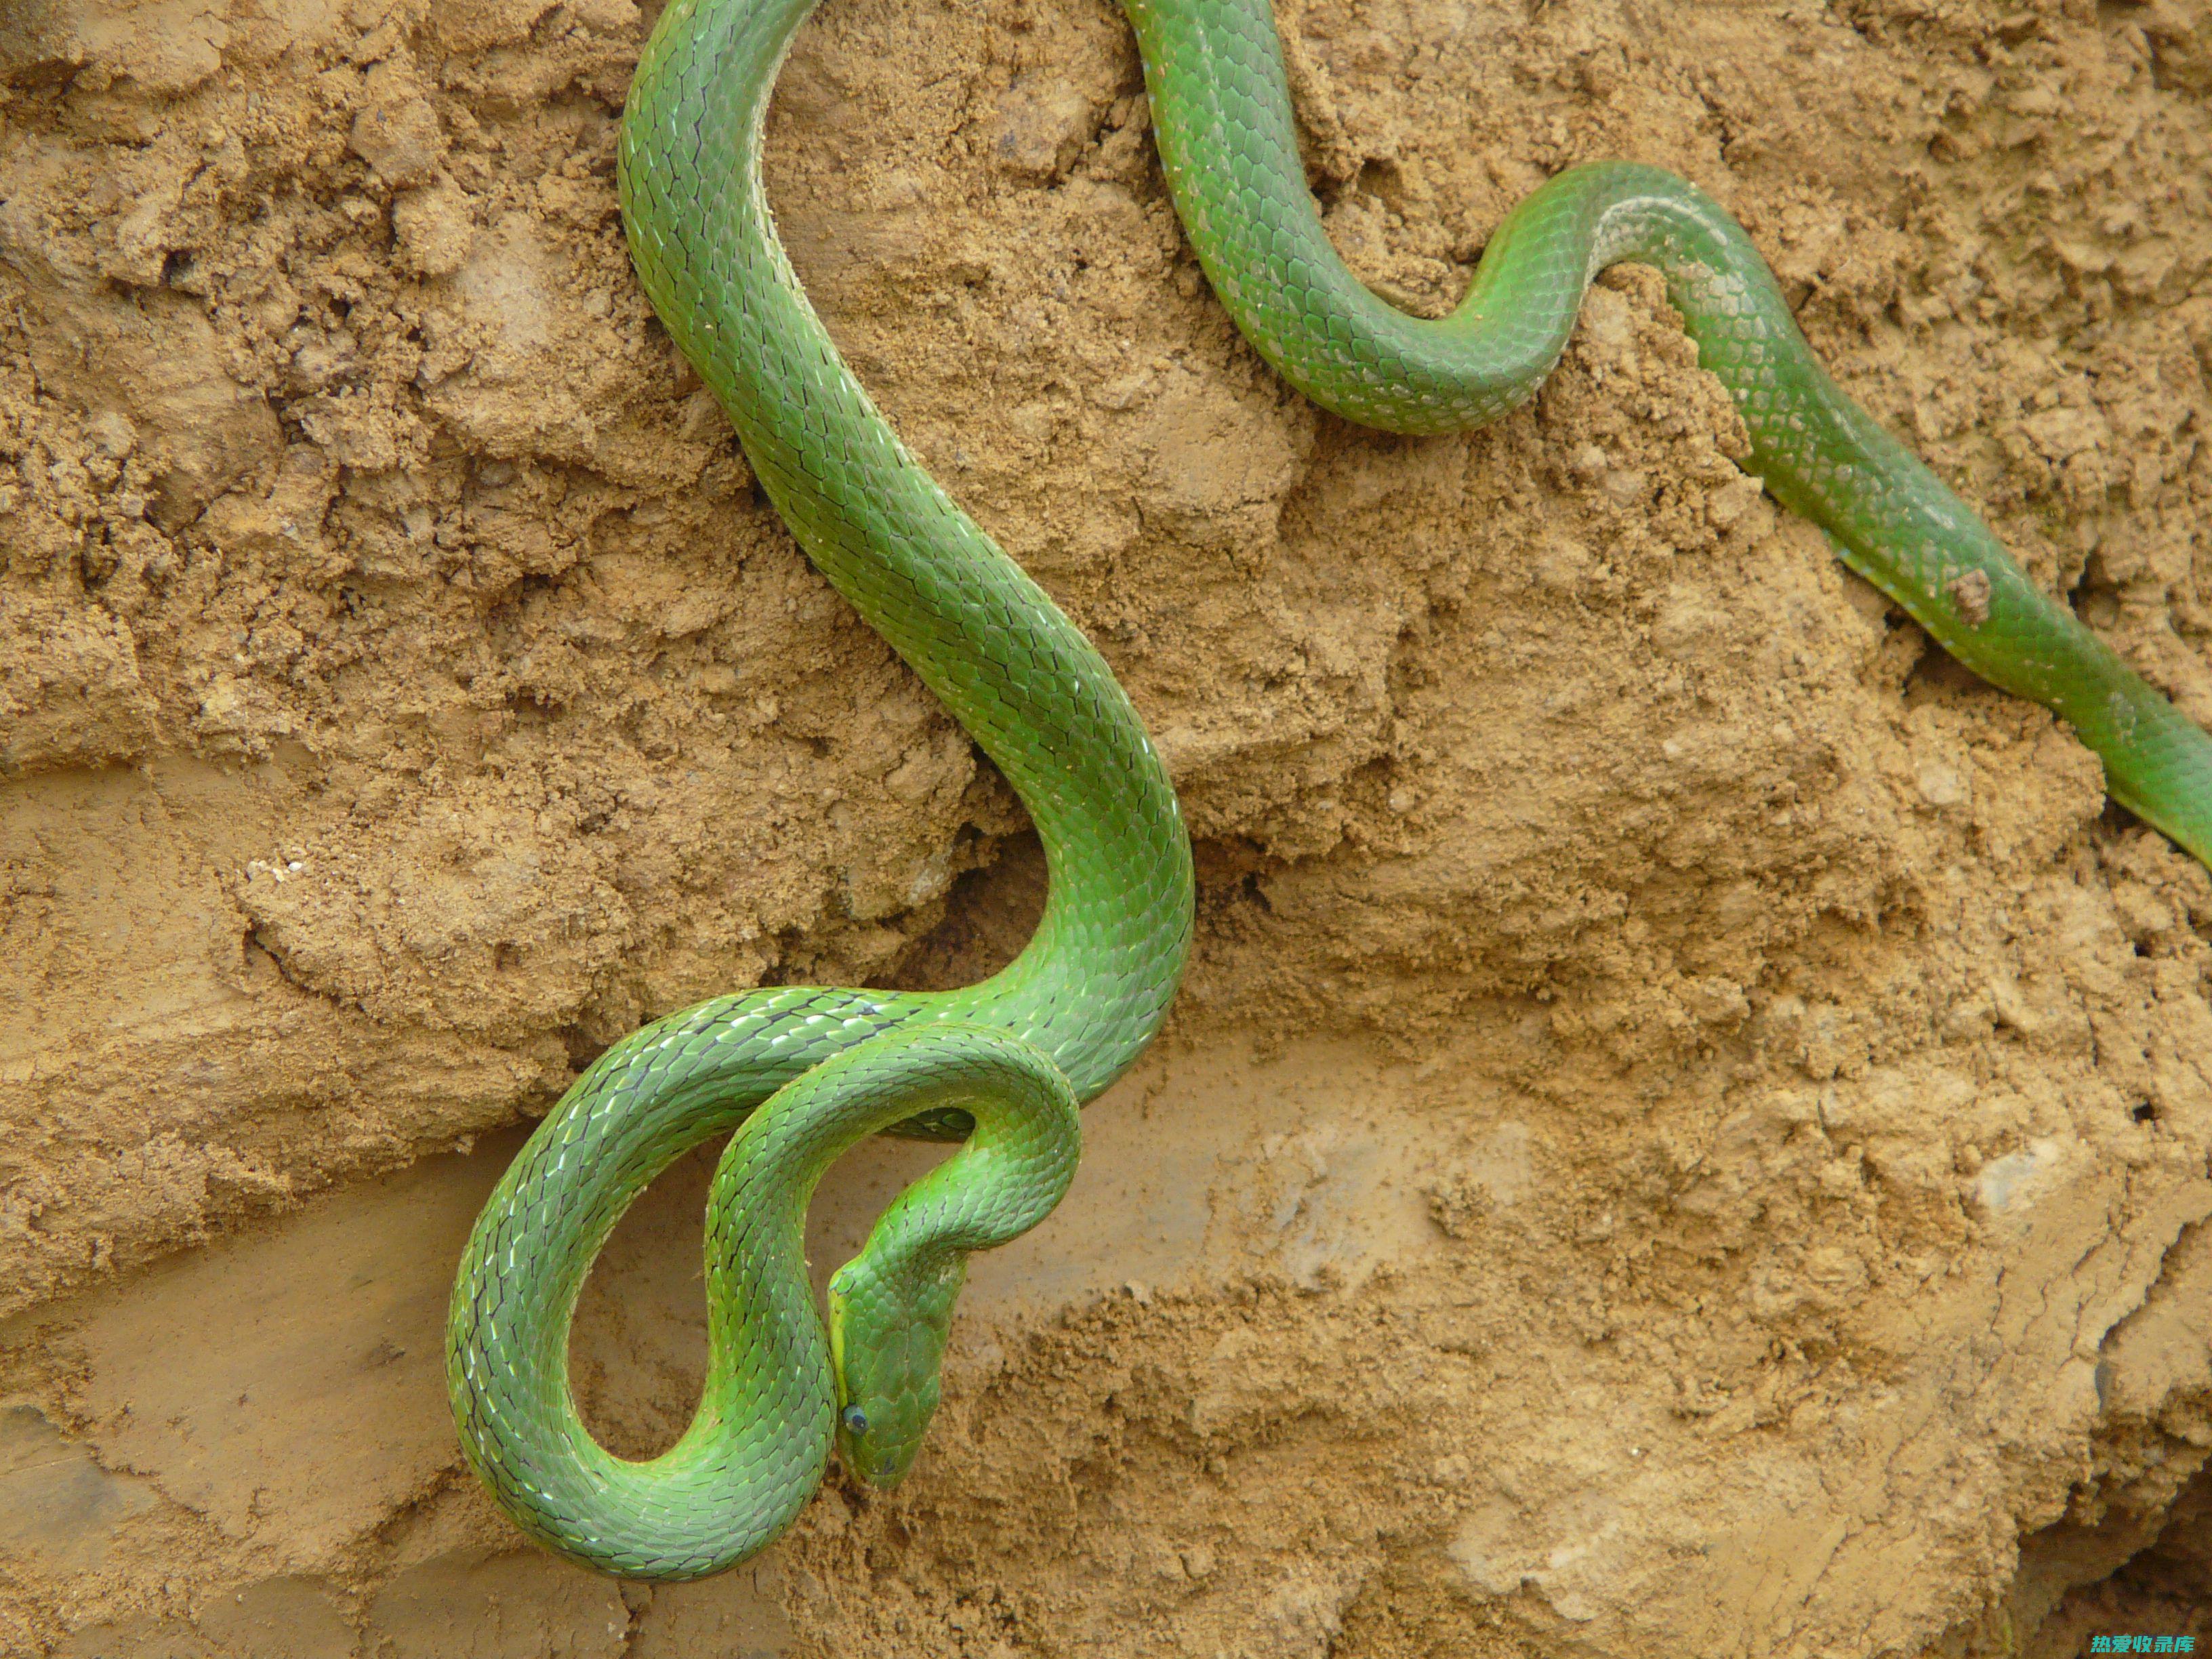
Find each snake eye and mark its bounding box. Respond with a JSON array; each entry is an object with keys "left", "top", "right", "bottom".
[{"left": 842, "top": 1406, "right": 869, "bottom": 1437}]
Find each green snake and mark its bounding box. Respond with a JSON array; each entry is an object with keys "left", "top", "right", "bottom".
[{"left": 446, "top": 0, "right": 2212, "bottom": 1581}]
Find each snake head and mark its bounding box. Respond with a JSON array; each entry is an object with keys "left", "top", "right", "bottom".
[{"left": 827, "top": 1252, "right": 964, "bottom": 1490}]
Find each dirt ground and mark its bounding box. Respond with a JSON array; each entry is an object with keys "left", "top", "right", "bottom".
[{"left": 3, "top": 0, "right": 2212, "bottom": 1651}]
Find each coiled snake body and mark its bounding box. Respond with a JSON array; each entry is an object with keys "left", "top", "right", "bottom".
[{"left": 447, "top": 0, "right": 2212, "bottom": 1579}]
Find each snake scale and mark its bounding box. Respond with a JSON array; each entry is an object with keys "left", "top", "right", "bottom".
[{"left": 446, "top": 0, "right": 2212, "bottom": 1580}]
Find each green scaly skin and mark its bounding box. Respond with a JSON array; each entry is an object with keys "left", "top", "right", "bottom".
[
  {"left": 445, "top": 0, "right": 1192, "bottom": 1581},
  {"left": 1126, "top": 0, "right": 2212, "bottom": 863},
  {"left": 448, "top": 0, "right": 2212, "bottom": 1583}
]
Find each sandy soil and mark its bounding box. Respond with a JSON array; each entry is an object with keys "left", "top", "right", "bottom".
[{"left": 3, "top": 0, "right": 2211, "bottom": 1652}]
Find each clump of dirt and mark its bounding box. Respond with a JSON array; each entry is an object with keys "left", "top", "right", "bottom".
[{"left": 3, "top": 0, "right": 2211, "bottom": 1654}]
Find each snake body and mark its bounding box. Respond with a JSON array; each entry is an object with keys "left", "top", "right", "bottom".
[{"left": 448, "top": 0, "right": 2212, "bottom": 1581}]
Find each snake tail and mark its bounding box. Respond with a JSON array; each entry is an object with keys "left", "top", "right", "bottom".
[{"left": 1128, "top": 0, "right": 2212, "bottom": 872}]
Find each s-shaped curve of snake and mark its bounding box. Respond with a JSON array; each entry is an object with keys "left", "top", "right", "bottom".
[{"left": 446, "top": 0, "right": 2212, "bottom": 1580}]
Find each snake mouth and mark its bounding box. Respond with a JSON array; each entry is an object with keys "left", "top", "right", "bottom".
[{"left": 826, "top": 1277, "right": 853, "bottom": 1412}]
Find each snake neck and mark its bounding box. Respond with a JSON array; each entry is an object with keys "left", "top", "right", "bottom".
[
  {"left": 618, "top": 0, "right": 1193, "bottom": 1100},
  {"left": 823, "top": 1025, "right": 1080, "bottom": 1485}
]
